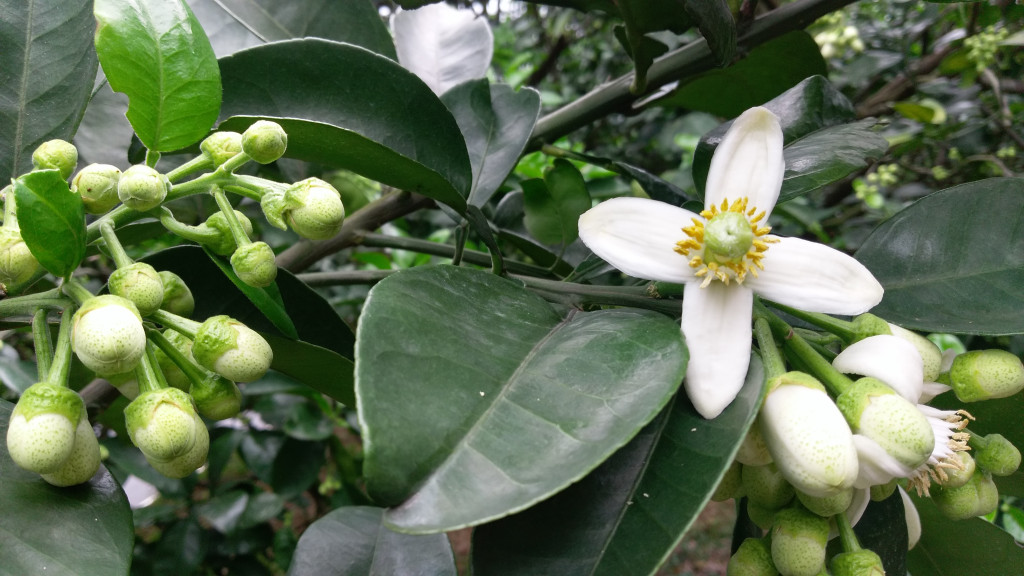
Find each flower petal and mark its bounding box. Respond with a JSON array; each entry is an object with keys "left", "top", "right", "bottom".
[
  {"left": 919, "top": 382, "right": 951, "bottom": 403},
  {"left": 681, "top": 282, "right": 753, "bottom": 418},
  {"left": 833, "top": 335, "right": 924, "bottom": 401},
  {"left": 578, "top": 197, "right": 700, "bottom": 283},
  {"left": 899, "top": 486, "right": 921, "bottom": 549},
  {"left": 392, "top": 3, "right": 493, "bottom": 95},
  {"left": 704, "top": 107, "right": 784, "bottom": 217},
  {"left": 746, "top": 236, "right": 884, "bottom": 315},
  {"left": 851, "top": 434, "right": 915, "bottom": 488}
]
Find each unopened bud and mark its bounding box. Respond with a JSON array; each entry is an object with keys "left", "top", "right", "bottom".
[
  {"left": 190, "top": 374, "right": 242, "bottom": 420},
  {"left": 796, "top": 486, "right": 854, "bottom": 517},
  {"left": 746, "top": 501, "right": 778, "bottom": 531},
  {"left": 72, "top": 295, "right": 147, "bottom": 376},
  {"left": 974, "top": 433, "right": 1021, "bottom": 476},
  {"left": 200, "top": 131, "right": 243, "bottom": 167},
  {"left": 850, "top": 313, "right": 891, "bottom": 343},
  {"left": 118, "top": 165, "right": 169, "bottom": 212},
  {"left": 199, "top": 210, "right": 253, "bottom": 256},
  {"left": 241, "top": 120, "right": 287, "bottom": 164},
  {"left": 158, "top": 271, "right": 195, "bottom": 317},
  {"left": 146, "top": 411, "right": 209, "bottom": 478},
  {"left": 108, "top": 262, "right": 165, "bottom": 316},
  {"left": 6, "top": 383, "right": 84, "bottom": 473},
  {"left": 32, "top": 139, "right": 78, "bottom": 179},
  {"left": 192, "top": 315, "right": 273, "bottom": 382},
  {"left": 830, "top": 549, "right": 884, "bottom": 576},
  {"left": 742, "top": 462, "right": 794, "bottom": 510},
  {"left": 728, "top": 538, "right": 778, "bottom": 576},
  {"left": 932, "top": 469, "right": 999, "bottom": 520},
  {"left": 947, "top": 349, "right": 1024, "bottom": 402},
  {"left": 770, "top": 506, "right": 829, "bottom": 576},
  {"left": 152, "top": 329, "right": 194, "bottom": 391},
  {"left": 870, "top": 480, "right": 898, "bottom": 501},
  {"left": 837, "top": 377, "right": 934, "bottom": 472},
  {"left": 72, "top": 164, "right": 121, "bottom": 214},
  {"left": 125, "top": 388, "right": 199, "bottom": 462},
  {"left": 284, "top": 178, "right": 345, "bottom": 240},
  {"left": 0, "top": 226, "right": 41, "bottom": 289},
  {"left": 40, "top": 415, "right": 101, "bottom": 487},
  {"left": 230, "top": 241, "right": 277, "bottom": 287},
  {"left": 712, "top": 460, "right": 744, "bottom": 502},
  {"left": 889, "top": 323, "right": 943, "bottom": 382},
  {"left": 736, "top": 417, "right": 773, "bottom": 466}
]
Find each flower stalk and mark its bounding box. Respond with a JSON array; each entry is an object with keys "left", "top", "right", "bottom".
[{"left": 32, "top": 309, "right": 53, "bottom": 381}]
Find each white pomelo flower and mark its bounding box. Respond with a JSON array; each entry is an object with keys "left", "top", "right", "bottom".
[{"left": 391, "top": 2, "right": 493, "bottom": 95}]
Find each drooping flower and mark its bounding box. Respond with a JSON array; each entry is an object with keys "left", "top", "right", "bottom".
[
  {"left": 833, "top": 334, "right": 972, "bottom": 493},
  {"left": 578, "top": 107, "right": 884, "bottom": 418}
]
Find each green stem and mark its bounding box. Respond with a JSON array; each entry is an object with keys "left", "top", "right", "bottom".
[
  {"left": 515, "top": 275, "right": 682, "bottom": 316},
  {"left": 1, "top": 184, "right": 17, "bottom": 227},
  {"left": 165, "top": 155, "right": 214, "bottom": 183},
  {"left": 753, "top": 317, "right": 786, "bottom": 380},
  {"left": 966, "top": 430, "right": 989, "bottom": 451},
  {"left": 764, "top": 301, "right": 857, "bottom": 342},
  {"left": 0, "top": 288, "right": 69, "bottom": 318},
  {"left": 150, "top": 309, "right": 202, "bottom": 339},
  {"left": 46, "top": 305, "right": 75, "bottom": 387},
  {"left": 135, "top": 341, "right": 168, "bottom": 394},
  {"left": 648, "top": 281, "right": 685, "bottom": 299},
  {"left": 146, "top": 328, "right": 208, "bottom": 385},
  {"left": 834, "top": 509, "right": 863, "bottom": 553},
  {"left": 99, "top": 221, "right": 134, "bottom": 269},
  {"left": 61, "top": 279, "right": 95, "bottom": 306},
  {"left": 156, "top": 207, "right": 223, "bottom": 245},
  {"left": 297, "top": 269, "right": 394, "bottom": 287},
  {"left": 359, "top": 232, "right": 553, "bottom": 276},
  {"left": 145, "top": 149, "right": 160, "bottom": 168},
  {"left": 211, "top": 186, "right": 252, "bottom": 248},
  {"left": 754, "top": 300, "right": 853, "bottom": 396},
  {"left": 32, "top": 308, "right": 53, "bottom": 382},
  {"left": 222, "top": 184, "right": 264, "bottom": 202},
  {"left": 218, "top": 152, "right": 252, "bottom": 175}
]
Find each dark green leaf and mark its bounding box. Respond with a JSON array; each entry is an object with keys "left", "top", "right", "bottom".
[
  {"left": 202, "top": 246, "right": 299, "bottom": 339},
  {"left": 0, "top": 398, "right": 134, "bottom": 576},
  {"left": 855, "top": 178, "right": 1024, "bottom": 335},
  {"left": 263, "top": 334, "right": 356, "bottom": 407},
  {"left": 907, "top": 491, "right": 1024, "bottom": 574},
  {"left": 357, "top": 265, "right": 687, "bottom": 532},
  {"left": 522, "top": 159, "right": 591, "bottom": 246},
  {"left": 288, "top": 506, "right": 457, "bottom": 576},
  {"left": 187, "top": 0, "right": 262, "bottom": 58},
  {"left": 659, "top": 31, "right": 825, "bottom": 120},
  {"left": 73, "top": 81, "right": 132, "bottom": 169},
  {"left": 684, "top": 0, "right": 737, "bottom": 67},
  {"left": 826, "top": 492, "right": 907, "bottom": 575},
  {"left": 94, "top": 0, "right": 221, "bottom": 151},
  {"left": 778, "top": 119, "right": 888, "bottom": 204},
  {"left": 218, "top": 39, "right": 471, "bottom": 213},
  {"left": 237, "top": 492, "right": 286, "bottom": 529},
  {"left": 693, "top": 75, "right": 856, "bottom": 196},
  {"left": 471, "top": 355, "right": 763, "bottom": 576},
  {"left": 197, "top": 490, "right": 249, "bottom": 534},
  {"left": 441, "top": 80, "right": 542, "bottom": 208},
  {"left": 0, "top": 0, "right": 97, "bottom": 183},
  {"left": 212, "top": 0, "right": 396, "bottom": 59},
  {"left": 13, "top": 170, "right": 87, "bottom": 278},
  {"left": 0, "top": 356, "right": 37, "bottom": 394}
]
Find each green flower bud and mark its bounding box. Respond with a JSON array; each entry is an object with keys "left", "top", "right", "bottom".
[
  {"left": 71, "top": 164, "right": 121, "bottom": 214},
  {"left": 145, "top": 411, "right": 208, "bottom": 478},
  {"left": 850, "top": 313, "right": 891, "bottom": 343},
  {"left": 796, "top": 486, "right": 854, "bottom": 517},
  {"left": 105, "top": 370, "right": 140, "bottom": 400},
  {"left": 199, "top": 210, "right": 253, "bottom": 256},
  {"left": 117, "top": 165, "right": 170, "bottom": 212},
  {"left": 728, "top": 538, "right": 779, "bottom": 576},
  {"left": 158, "top": 271, "right": 195, "bottom": 317},
  {"left": 974, "top": 433, "right": 1021, "bottom": 476},
  {"left": 761, "top": 372, "right": 858, "bottom": 498},
  {"left": 192, "top": 315, "right": 273, "bottom": 382},
  {"left": 152, "top": 329, "right": 194, "bottom": 391},
  {"left": 713, "top": 460, "right": 744, "bottom": 502},
  {"left": 0, "top": 226, "right": 41, "bottom": 289},
  {"left": 837, "top": 378, "right": 934, "bottom": 471},
  {"left": 736, "top": 416, "right": 773, "bottom": 466},
  {"left": 889, "top": 323, "right": 943, "bottom": 382},
  {"left": 190, "top": 374, "right": 242, "bottom": 420},
  {"left": 947, "top": 350, "right": 1024, "bottom": 402},
  {"left": 6, "top": 383, "right": 84, "bottom": 473},
  {"left": 108, "top": 262, "right": 165, "bottom": 316},
  {"left": 72, "top": 295, "right": 147, "bottom": 376},
  {"left": 40, "top": 415, "right": 101, "bottom": 487},
  {"left": 230, "top": 241, "right": 277, "bottom": 287},
  {"left": 241, "top": 120, "right": 288, "bottom": 164},
  {"left": 284, "top": 178, "right": 345, "bottom": 240},
  {"left": 770, "top": 506, "right": 829, "bottom": 576},
  {"left": 746, "top": 501, "right": 778, "bottom": 532},
  {"left": 125, "top": 388, "right": 199, "bottom": 462},
  {"left": 940, "top": 451, "right": 975, "bottom": 489},
  {"left": 830, "top": 549, "right": 884, "bottom": 576},
  {"left": 932, "top": 469, "right": 999, "bottom": 520},
  {"left": 742, "top": 462, "right": 795, "bottom": 510},
  {"left": 32, "top": 139, "right": 78, "bottom": 179},
  {"left": 870, "top": 480, "right": 898, "bottom": 501},
  {"left": 200, "top": 131, "right": 243, "bottom": 167}
]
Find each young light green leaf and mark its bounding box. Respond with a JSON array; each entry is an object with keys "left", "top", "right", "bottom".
[
  {"left": 0, "top": 398, "right": 134, "bottom": 576},
  {"left": 94, "top": 0, "right": 221, "bottom": 151},
  {"left": 0, "top": 0, "right": 97, "bottom": 183},
  {"left": 288, "top": 506, "right": 457, "bottom": 576},
  {"left": 523, "top": 159, "right": 591, "bottom": 246},
  {"left": 357, "top": 265, "right": 687, "bottom": 533},
  {"left": 13, "top": 170, "right": 87, "bottom": 279},
  {"left": 855, "top": 178, "right": 1024, "bottom": 335}
]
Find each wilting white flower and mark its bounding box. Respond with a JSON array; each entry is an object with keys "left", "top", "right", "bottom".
[{"left": 578, "top": 107, "right": 884, "bottom": 418}]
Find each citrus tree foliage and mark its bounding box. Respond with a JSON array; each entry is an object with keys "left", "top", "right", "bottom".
[{"left": 1, "top": 1, "right": 1024, "bottom": 575}]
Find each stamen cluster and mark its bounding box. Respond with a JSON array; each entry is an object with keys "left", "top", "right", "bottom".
[{"left": 674, "top": 197, "right": 777, "bottom": 287}]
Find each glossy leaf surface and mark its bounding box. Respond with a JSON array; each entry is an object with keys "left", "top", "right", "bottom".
[
  {"left": 0, "top": 0, "right": 97, "bottom": 183},
  {"left": 0, "top": 399, "right": 134, "bottom": 576},
  {"left": 522, "top": 159, "right": 591, "bottom": 246},
  {"left": 94, "top": 0, "right": 221, "bottom": 151},
  {"left": 907, "top": 492, "right": 1024, "bottom": 574},
  {"left": 218, "top": 39, "right": 471, "bottom": 213},
  {"left": 357, "top": 265, "right": 687, "bottom": 532},
  {"left": 441, "top": 79, "right": 542, "bottom": 208},
  {"left": 13, "top": 170, "right": 86, "bottom": 278},
  {"left": 288, "top": 506, "right": 457, "bottom": 576},
  {"left": 855, "top": 178, "right": 1024, "bottom": 334},
  {"left": 472, "top": 355, "right": 763, "bottom": 576}
]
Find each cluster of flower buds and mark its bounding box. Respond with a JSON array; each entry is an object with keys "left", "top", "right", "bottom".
[{"left": 723, "top": 313, "right": 1024, "bottom": 575}]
